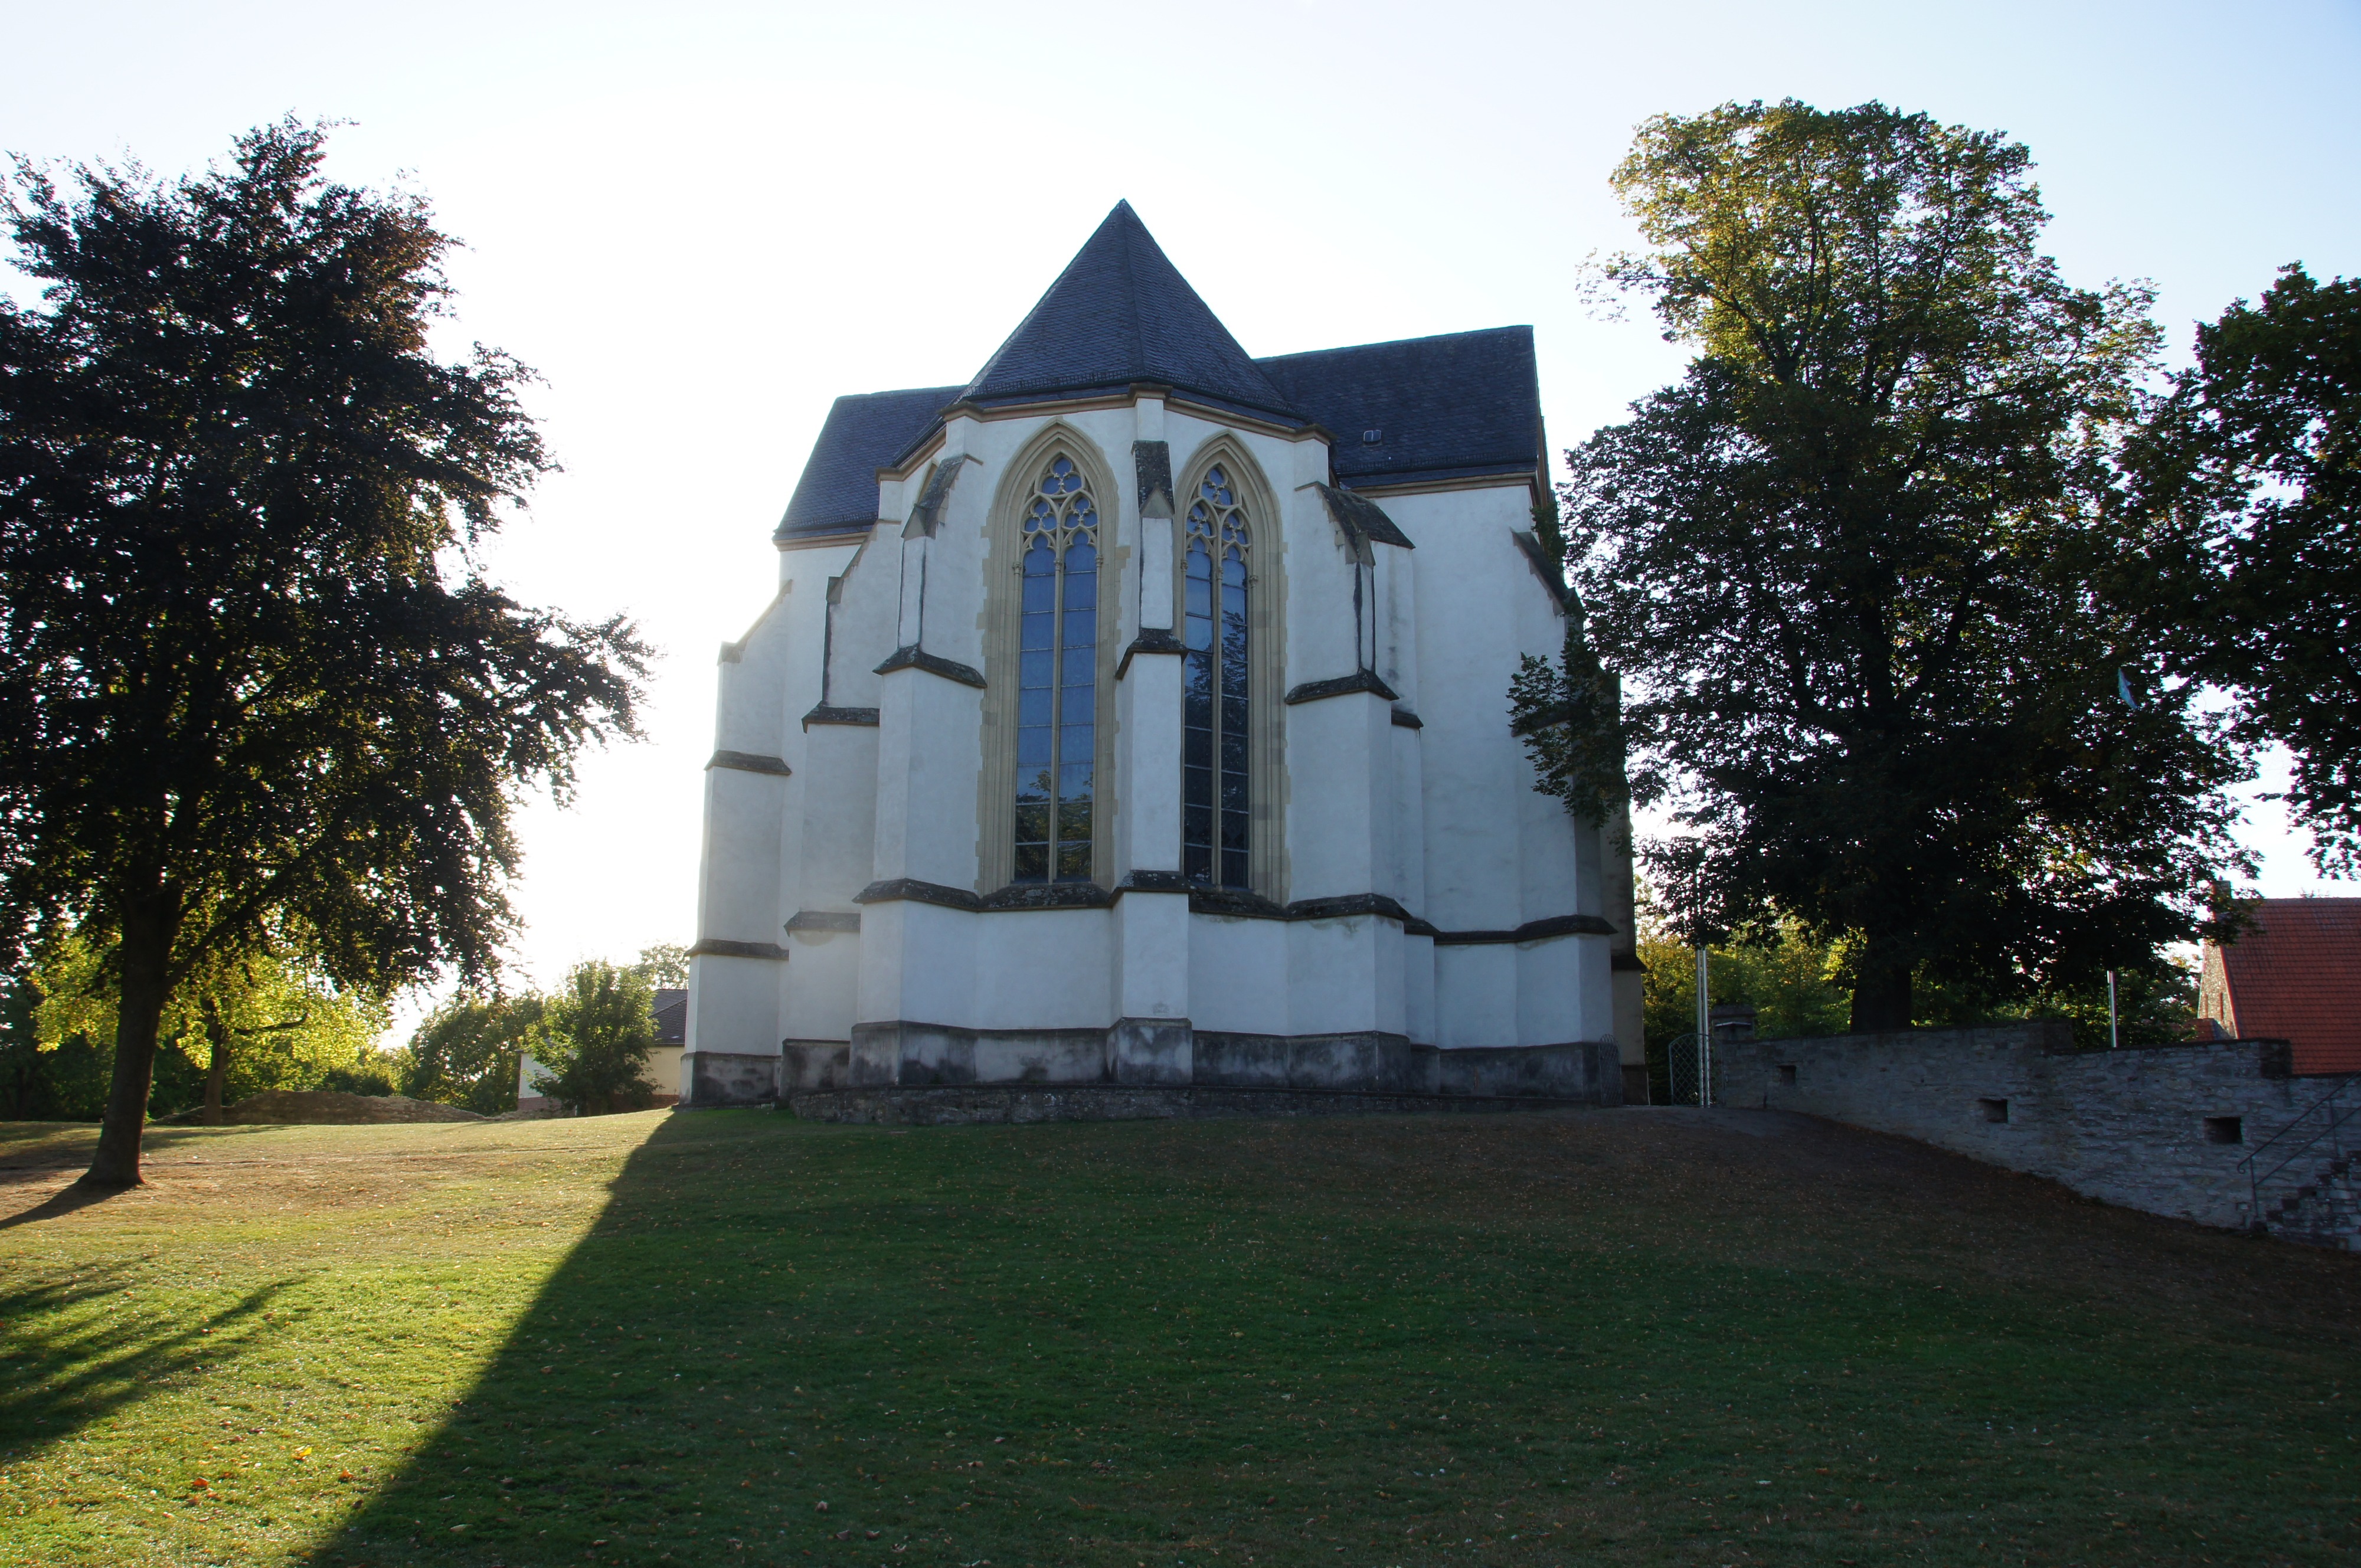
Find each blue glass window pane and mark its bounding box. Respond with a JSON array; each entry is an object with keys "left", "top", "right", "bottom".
[
  {"left": 1014, "top": 454, "right": 1103, "bottom": 886},
  {"left": 1180, "top": 479, "right": 1253, "bottom": 891}
]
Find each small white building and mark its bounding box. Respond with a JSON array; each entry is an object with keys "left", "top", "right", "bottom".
[{"left": 684, "top": 204, "right": 1643, "bottom": 1111}]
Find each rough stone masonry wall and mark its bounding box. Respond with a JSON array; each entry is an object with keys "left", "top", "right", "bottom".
[{"left": 1719, "top": 1022, "right": 2333, "bottom": 1231}]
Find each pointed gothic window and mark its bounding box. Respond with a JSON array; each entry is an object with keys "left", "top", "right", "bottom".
[
  {"left": 1014, "top": 455, "right": 1099, "bottom": 883},
  {"left": 1184, "top": 466, "right": 1251, "bottom": 889}
]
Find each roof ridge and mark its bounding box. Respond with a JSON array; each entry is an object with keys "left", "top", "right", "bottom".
[
  {"left": 1256, "top": 324, "right": 1534, "bottom": 364},
  {"left": 957, "top": 203, "right": 1298, "bottom": 418}
]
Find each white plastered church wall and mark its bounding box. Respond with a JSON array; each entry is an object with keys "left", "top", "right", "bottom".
[{"left": 683, "top": 204, "right": 1628, "bottom": 1105}]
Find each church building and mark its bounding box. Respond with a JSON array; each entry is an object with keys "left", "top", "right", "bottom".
[{"left": 682, "top": 203, "right": 1644, "bottom": 1112}]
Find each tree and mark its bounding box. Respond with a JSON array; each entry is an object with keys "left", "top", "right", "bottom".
[
  {"left": 1528, "top": 99, "right": 2247, "bottom": 1032},
  {"left": 397, "top": 991, "right": 542, "bottom": 1115},
  {"left": 2124, "top": 266, "right": 2361, "bottom": 871},
  {"left": 0, "top": 123, "right": 648, "bottom": 1185},
  {"left": 26, "top": 927, "right": 390, "bottom": 1121},
  {"left": 632, "top": 943, "right": 690, "bottom": 987},
  {"left": 529, "top": 961, "right": 656, "bottom": 1116}
]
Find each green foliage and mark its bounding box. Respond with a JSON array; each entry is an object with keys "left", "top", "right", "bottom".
[
  {"left": 528, "top": 961, "right": 655, "bottom": 1117},
  {"left": 1571, "top": 99, "right": 2246, "bottom": 1032},
  {"left": 1635, "top": 889, "right": 1852, "bottom": 1050},
  {"left": 631, "top": 943, "right": 690, "bottom": 988},
  {"left": 396, "top": 992, "right": 543, "bottom": 1115},
  {"left": 2124, "top": 265, "right": 2361, "bottom": 873},
  {"left": 1509, "top": 597, "right": 1627, "bottom": 828},
  {"left": 0, "top": 122, "right": 648, "bottom": 1180},
  {"left": 5, "top": 929, "right": 391, "bottom": 1119}
]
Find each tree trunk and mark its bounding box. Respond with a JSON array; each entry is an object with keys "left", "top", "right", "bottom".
[
  {"left": 202, "top": 1005, "right": 230, "bottom": 1126},
  {"left": 1849, "top": 952, "right": 1914, "bottom": 1035},
  {"left": 80, "top": 890, "right": 179, "bottom": 1189}
]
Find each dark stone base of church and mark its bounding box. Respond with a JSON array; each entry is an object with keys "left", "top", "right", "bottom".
[
  {"left": 785, "top": 1083, "right": 1602, "bottom": 1126},
  {"left": 681, "top": 1025, "right": 1623, "bottom": 1114}
]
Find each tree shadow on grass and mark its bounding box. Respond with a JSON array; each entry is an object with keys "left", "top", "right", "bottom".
[
  {"left": 0, "top": 1265, "right": 294, "bottom": 1462},
  {"left": 303, "top": 1109, "right": 846, "bottom": 1568},
  {"left": 0, "top": 1180, "right": 126, "bottom": 1230}
]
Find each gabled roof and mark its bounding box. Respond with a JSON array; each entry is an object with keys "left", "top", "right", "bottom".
[
  {"left": 771, "top": 208, "right": 1548, "bottom": 541},
  {"left": 653, "top": 987, "right": 688, "bottom": 1049},
  {"left": 1257, "top": 327, "right": 1542, "bottom": 491},
  {"left": 776, "top": 385, "right": 962, "bottom": 542},
  {"left": 2214, "top": 898, "right": 2361, "bottom": 1075},
  {"left": 959, "top": 202, "right": 1298, "bottom": 420}
]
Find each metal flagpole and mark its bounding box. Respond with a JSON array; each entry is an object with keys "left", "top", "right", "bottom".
[
  {"left": 2108, "top": 969, "right": 2120, "bottom": 1050},
  {"left": 1701, "top": 948, "right": 1713, "bottom": 1107}
]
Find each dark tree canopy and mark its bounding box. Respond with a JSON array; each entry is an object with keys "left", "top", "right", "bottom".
[
  {"left": 2125, "top": 265, "right": 2361, "bottom": 872},
  {"left": 1523, "top": 100, "right": 2246, "bottom": 1032},
  {"left": 0, "top": 122, "right": 648, "bottom": 1184}
]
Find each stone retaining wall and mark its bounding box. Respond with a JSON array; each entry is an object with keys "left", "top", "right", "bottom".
[{"left": 1719, "top": 1022, "right": 2335, "bottom": 1230}]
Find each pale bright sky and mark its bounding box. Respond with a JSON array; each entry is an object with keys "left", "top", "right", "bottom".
[{"left": 4, "top": 1, "right": 2356, "bottom": 1036}]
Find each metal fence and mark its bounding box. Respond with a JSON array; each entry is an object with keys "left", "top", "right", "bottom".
[{"left": 1665, "top": 1030, "right": 1715, "bottom": 1107}]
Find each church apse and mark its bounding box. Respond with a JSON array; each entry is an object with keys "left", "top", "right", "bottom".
[{"left": 681, "top": 201, "right": 1632, "bottom": 1117}]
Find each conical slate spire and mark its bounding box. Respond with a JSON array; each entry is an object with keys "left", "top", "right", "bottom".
[{"left": 960, "top": 202, "right": 1299, "bottom": 418}]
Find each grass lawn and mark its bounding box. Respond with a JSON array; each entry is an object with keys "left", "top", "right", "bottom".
[{"left": 0, "top": 1105, "right": 2355, "bottom": 1568}]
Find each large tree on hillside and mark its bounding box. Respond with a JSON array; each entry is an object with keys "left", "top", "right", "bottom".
[
  {"left": 0, "top": 122, "right": 648, "bottom": 1185},
  {"left": 1526, "top": 100, "right": 2246, "bottom": 1032},
  {"left": 2123, "top": 265, "right": 2361, "bottom": 872}
]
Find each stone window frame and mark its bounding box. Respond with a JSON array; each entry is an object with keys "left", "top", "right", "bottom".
[
  {"left": 1170, "top": 434, "right": 1287, "bottom": 901},
  {"left": 977, "top": 424, "right": 1125, "bottom": 892}
]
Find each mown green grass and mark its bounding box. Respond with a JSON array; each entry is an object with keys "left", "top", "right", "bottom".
[{"left": 1, "top": 1107, "right": 2354, "bottom": 1567}]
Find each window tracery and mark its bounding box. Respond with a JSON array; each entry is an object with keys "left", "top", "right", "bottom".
[
  {"left": 1014, "top": 454, "right": 1099, "bottom": 883},
  {"left": 1183, "top": 465, "right": 1251, "bottom": 889}
]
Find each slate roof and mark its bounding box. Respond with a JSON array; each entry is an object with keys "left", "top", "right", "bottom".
[
  {"left": 653, "top": 987, "right": 687, "bottom": 1049},
  {"left": 776, "top": 385, "right": 962, "bottom": 541},
  {"left": 959, "top": 201, "right": 1297, "bottom": 420},
  {"left": 1257, "top": 327, "right": 1542, "bottom": 490},
  {"left": 2210, "top": 899, "right": 2361, "bottom": 1075},
  {"left": 773, "top": 205, "right": 1545, "bottom": 541}
]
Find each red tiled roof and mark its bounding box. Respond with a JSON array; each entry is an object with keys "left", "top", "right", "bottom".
[{"left": 2213, "top": 899, "right": 2361, "bottom": 1075}]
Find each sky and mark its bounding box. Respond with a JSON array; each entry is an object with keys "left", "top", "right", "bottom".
[{"left": 4, "top": 0, "right": 2356, "bottom": 1032}]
